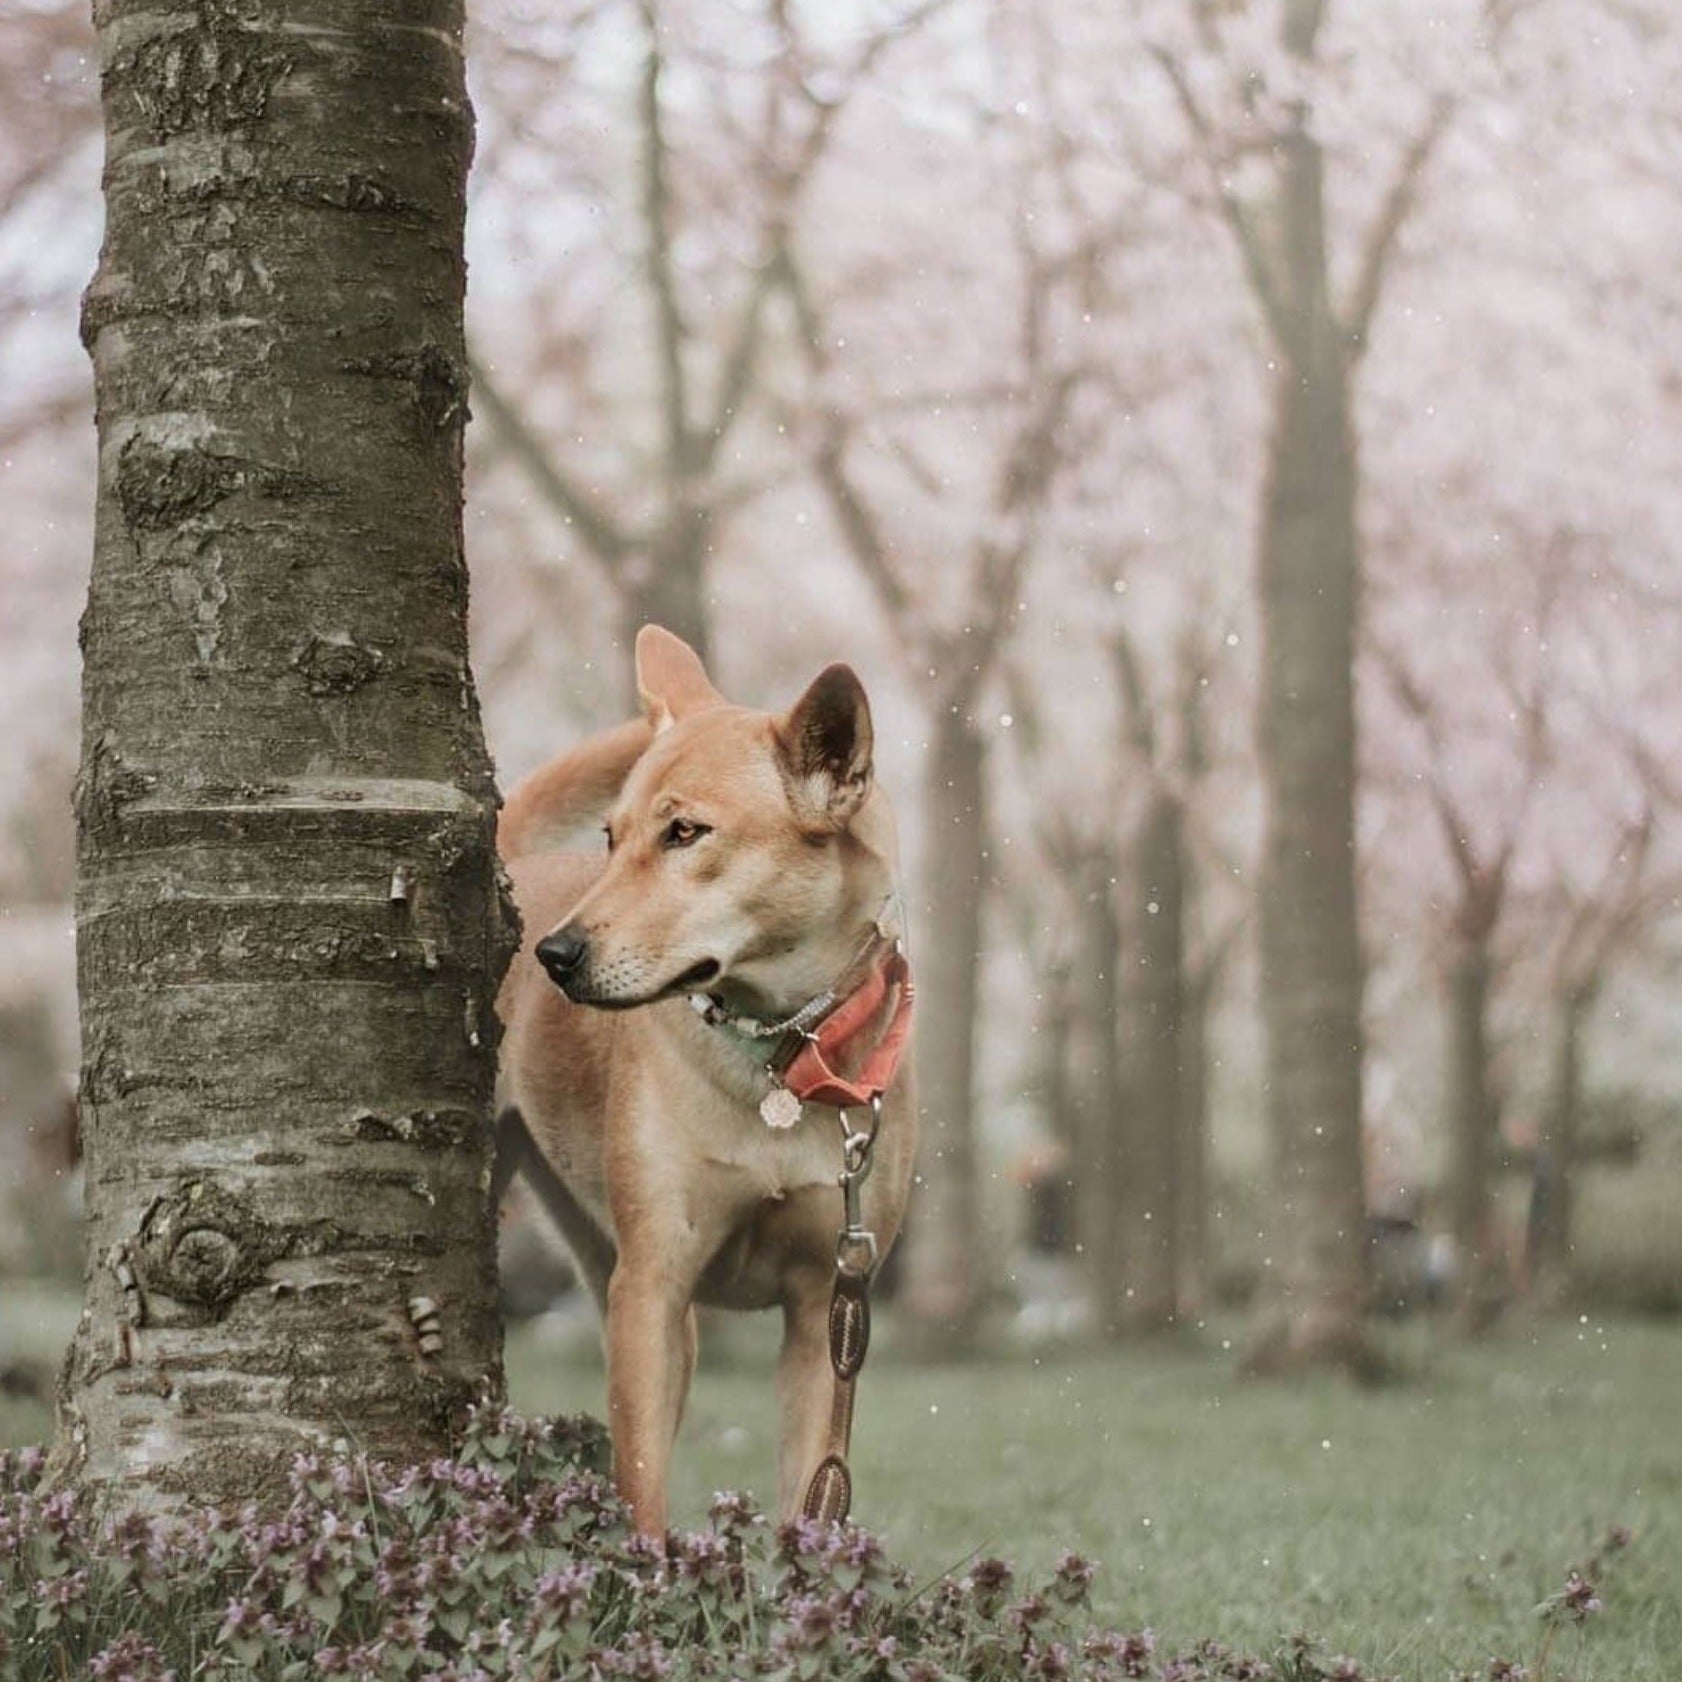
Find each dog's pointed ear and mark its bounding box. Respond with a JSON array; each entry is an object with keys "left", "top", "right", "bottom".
[
  {"left": 635, "top": 625, "right": 724, "bottom": 732},
  {"left": 775, "top": 664, "right": 874, "bottom": 828}
]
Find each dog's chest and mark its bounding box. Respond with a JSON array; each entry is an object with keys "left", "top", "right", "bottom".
[
  {"left": 691, "top": 1112, "right": 845, "bottom": 1309},
  {"left": 707, "top": 1107, "right": 840, "bottom": 1200}
]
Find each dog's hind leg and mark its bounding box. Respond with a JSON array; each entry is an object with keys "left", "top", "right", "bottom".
[
  {"left": 489, "top": 1107, "right": 534, "bottom": 1210},
  {"left": 674, "top": 1305, "right": 699, "bottom": 1433},
  {"left": 493, "top": 1107, "right": 617, "bottom": 1311}
]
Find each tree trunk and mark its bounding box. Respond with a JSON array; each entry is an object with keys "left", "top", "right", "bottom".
[
  {"left": 1069, "top": 851, "right": 1127, "bottom": 1335},
  {"left": 1033, "top": 955, "right": 1079, "bottom": 1156},
  {"left": 1017, "top": 954, "right": 1078, "bottom": 1263},
  {"left": 1533, "top": 982, "right": 1592, "bottom": 1306},
  {"left": 1121, "top": 793, "right": 1183, "bottom": 1332},
  {"left": 1247, "top": 111, "right": 1372, "bottom": 1375},
  {"left": 1173, "top": 653, "right": 1216, "bottom": 1321},
  {"left": 1177, "top": 957, "right": 1214, "bottom": 1320},
  {"left": 901, "top": 706, "right": 987, "bottom": 1343},
  {"left": 57, "top": 0, "right": 515, "bottom": 1507},
  {"left": 619, "top": 503, "right": 714, "bottom": 704},
  {"left": 1443, "top": 937, "right": 1503, "bottom": 1326}
]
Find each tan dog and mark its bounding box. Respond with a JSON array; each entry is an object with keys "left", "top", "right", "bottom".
[{"left": 495, "top": 627, "right": 916, "bottom": 1534}]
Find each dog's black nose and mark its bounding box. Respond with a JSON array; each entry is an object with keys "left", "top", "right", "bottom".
[{"left": 536, "top": 923, "right": 589, "bottom": 982}]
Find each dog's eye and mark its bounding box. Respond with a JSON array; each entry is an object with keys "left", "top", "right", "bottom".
[
  {"left": 663, "top": 817, "right": 710, "bottom": 850},
  {"left": 602, "top": 823, "right": 616, "bottom": 853}
]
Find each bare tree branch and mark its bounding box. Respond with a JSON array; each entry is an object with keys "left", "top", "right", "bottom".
[
  {"left": 697, "top": 257, "right": 780, "bottom": 460},
  {"left": 0, "top": 386, "right": 86, "bottom": 455},
  {"left": 687, "top": 0, "right": 963, "bottom": 474},
  {"left": 775, "top": 229, "right": 929, "bottom": 654},
  {"left": 1555, "top": 805, "right": 1660, "bottom": 990},
  {"left": 1148, "top": 45, "right": 1292, "bottom": 348},
  {"left": 638, "top": 0, "right": 693, "bottom": 476},
  {"left": 810, "top": 430, "right": 923, "bottom": 654},
  {"left": 469, "top": 354, "right": 633, "bottom": 566},
  {"left": 1343, "top": 94, "right": 1455, "bottom": 357},
  {"left": 1281, "top": 0, "right": 1330, "bottom": 58},
  {"left": 1109, "top": 625, "right": 1156, "bottom": 762},
  {"left": 1371, "top": 639, "right": 1485, "bottom": 893}
]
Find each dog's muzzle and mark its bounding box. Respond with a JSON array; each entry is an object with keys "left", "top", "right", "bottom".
[{"left": 535, "top": 923, "right": 589, "bottom": 991}]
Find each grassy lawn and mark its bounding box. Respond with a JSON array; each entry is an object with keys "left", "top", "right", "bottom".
[
  {"left": 5, "top": 1295, "right": 1679, "bottom": 1681},
  {"left": 510, "top": 1310, "right": 1682, "bottom": 1682}
]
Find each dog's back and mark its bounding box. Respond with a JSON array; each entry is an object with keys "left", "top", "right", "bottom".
[
  {"left": 498, "top": 716, "right": 653, "bottom": 863},
  {"left": 495, "top": 718, "right": 655, "bottom": 1263}
]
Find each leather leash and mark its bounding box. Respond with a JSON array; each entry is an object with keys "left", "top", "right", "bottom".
[
  {"left": 689, "top": 935, "right": 915, "bottom": 1527},
  {"left": 797, "top": 1098, "right": 882, "bottom": 1524},
  {"left": 691, "top": 921, "right": 915, "bottom": 1523},
  {"left": 778, "top": 948, "right": 914, "bottom": 1525}
]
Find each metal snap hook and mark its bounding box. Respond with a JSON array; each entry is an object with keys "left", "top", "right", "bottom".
[{"left": 836, "top": 1227, "right": 878, "bottom": 1277}]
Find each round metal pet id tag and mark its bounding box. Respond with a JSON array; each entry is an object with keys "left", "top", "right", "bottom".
[{"left": 760, "top": 1082, "right": 802, "bottom": 1130}]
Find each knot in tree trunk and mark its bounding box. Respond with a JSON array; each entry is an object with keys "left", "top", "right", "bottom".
[{"left": 133, "top": 1180, "right": 276, "bottom": 1315}]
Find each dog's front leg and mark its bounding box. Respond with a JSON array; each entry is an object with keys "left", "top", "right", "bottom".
[
  {"left": 775, "top": 1266, "right": 837, "bottom": 1520},
  {"left": 605, "top": 1258, "right": 698, "bottom": 1536}
]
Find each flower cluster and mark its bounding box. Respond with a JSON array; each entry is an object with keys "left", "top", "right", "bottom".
[
  {"left": 0, "top": 1426, "right": 1632, "bottom": 1682},
  {"left": 1532, "top": 1521, "right": 1630, "bottom": 1637},
  {"left": 1465, "top": 1523, "right": 1636, "bottom": 1682},
  {"left": 2, "top": 1417, "right": 1181, "bottom": 1682}
]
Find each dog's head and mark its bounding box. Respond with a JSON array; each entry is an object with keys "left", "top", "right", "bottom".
[{"left": 536, "top": 626, "right": 897, "bottom": 1016}]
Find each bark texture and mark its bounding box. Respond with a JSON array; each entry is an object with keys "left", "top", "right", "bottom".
[
  {"left": 1248, "top": 106, "right": 1371, "bottom": 1373},
  {"left": 1032, "top": 956, "right": 1078, "bottom": 1158},
  {"left": 1068, "top": 849, "right": 1126, "bottom": 1335},
  {"left": 624, "top": 508, "right": 713, "bottom": 675},
  {"left": 901, "top": 708, "right": 988, "bottom": 1340},
  {"left": 1533, "top": 981, "right": 1592, "bottom": 1305},
  {"left": 1176, "top": 955, "right": 1214, "bottom": 1318},
  {"left": 57, "top": 0, "right": 515, "bottom": 1506},
  {"left": 1121, "top": 793, "right": 1184, "bottom": 1331},
  {"left": 1172, "top": 675, "right": 1218, "bottom": 1324},
  {"left": 1443, "top": 939, "right": 1503, "bottom": 1322}
]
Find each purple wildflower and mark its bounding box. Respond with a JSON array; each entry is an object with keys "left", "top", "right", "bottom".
[
  {"left": 1560, "top": 1569, "right": 1602, "bottom": 1621},
  {"left": 534, "top": 1561, "right": 598, "bottom": 1621},
  {"left": 87, "top": 1631, "right": 176, "bottom": 1682},
  {"left": 1085, "top": 1628, "right": 1155, "bottom": 1678}
]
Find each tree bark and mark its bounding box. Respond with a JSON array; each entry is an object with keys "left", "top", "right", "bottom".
[
  {"left": 1033, "top": 955, "right": 1079, "bottom": 1157},
  {"left": 1121, "top": 793, "right": 1183, "bottom": 1332},
  {"left": 1533, "top": 981, "right": 1592, "bottom": 1306},
  {"left": 1172, "top": 653, "right": 1217, "bottom": 1321},
  {"left": 1247, "top": 107, "right": 1372, "bottom": 1374},
  {"left": 1177, "top": 956, "right": 1214, "bottom": 1319},
  {"left": 1443, "top": 937, "right": 1503, "bottom": 1325},
  {"left": 621, "top": 503, "right": 714, "bottom": 683},
  {"left": 901, "top": 706, "right": 988, "bottom": 1343},
  {"left": 56, "top": 0, "right": 515, "bottom": 1507},
  {"left": 1069, "top": 850, "right": 1127, "bottom": 1335}
]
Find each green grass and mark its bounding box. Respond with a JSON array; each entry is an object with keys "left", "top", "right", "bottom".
[
  {"left": 6, "top": 1298, "right": 1680, "bottom": 1681},
  {"left": 0, "top": 1279, "right": 77, "bottom": 1457},
  {"left": 510, "top": 1311, "right": 1682, "bottom": 1682}
]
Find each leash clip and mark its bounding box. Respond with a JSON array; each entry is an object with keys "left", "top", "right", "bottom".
[
  {"left": 834, "top": 1102, "right": 880, "bottom": 1278},
  {"left": 836, "top": 1226, "right": 878, "bottom": 1277}
]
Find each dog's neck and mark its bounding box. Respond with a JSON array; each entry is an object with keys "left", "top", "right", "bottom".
[{"left": 688, "top": 890, "right": 905, "bottom": 1045}]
